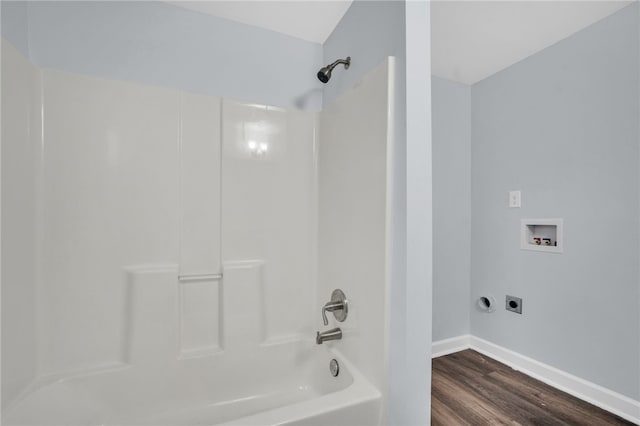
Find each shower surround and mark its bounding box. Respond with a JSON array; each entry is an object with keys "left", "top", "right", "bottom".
[{"left": 2, "top": 37, "right": 395, "bottom": 425}]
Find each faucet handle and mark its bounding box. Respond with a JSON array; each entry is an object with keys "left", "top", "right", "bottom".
[{"left": 321, "top": 289, "right": 348, "bottom": 325}]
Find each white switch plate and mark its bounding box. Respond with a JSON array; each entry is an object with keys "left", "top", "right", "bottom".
[{"left": 509, "top": 191, "right": 521, "bottom": 208}]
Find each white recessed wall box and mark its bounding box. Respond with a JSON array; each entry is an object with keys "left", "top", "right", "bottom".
[{"left": 521, "top": 218, "right": 563, "bottom": 253}]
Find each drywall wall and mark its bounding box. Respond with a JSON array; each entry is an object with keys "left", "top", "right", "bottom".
[
  {"left": 1, "top": 1, "right": 29, "bottom": 55},
  {"left": 403, "top": 3, "right": 433, "bottom": 424},
  {"left": 432, "top": 77, "right": 471, "bottom": 341},
  {"left": 470, "top": 4, "right": 639, "bottom": 400},
  {"left": 322, "top": 1, "right": 405, "bottom": 109},
  {"left": 1, "top": 40, "right": 38, "bottom": 407},
  {"left": 1, "top": 1, "right": 323, "bottom": 111}
]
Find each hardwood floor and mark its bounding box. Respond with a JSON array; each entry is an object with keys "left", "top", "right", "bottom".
[{"left": 431, "top": 350, "right": 635, "bottom": 426}]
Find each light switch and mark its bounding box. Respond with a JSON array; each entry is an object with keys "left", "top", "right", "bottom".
[{"left": 509, "top": 191, "right": 521, "bottom": 208}]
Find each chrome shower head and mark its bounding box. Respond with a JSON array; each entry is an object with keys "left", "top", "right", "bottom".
[{"left": 317, "top": 57, "right": 351, "bottom": 83}]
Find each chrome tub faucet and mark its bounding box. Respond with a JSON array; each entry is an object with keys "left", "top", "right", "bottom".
[{"left": 316, "top": 289, "right": 348, "bottom": 345}]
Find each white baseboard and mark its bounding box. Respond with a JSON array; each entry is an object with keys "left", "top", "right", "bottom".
[
  {"left": 431, "top": 334, "right": 640, "bottom": 424},
  {"left": 431, "top": 334, "right": 471, "bottom": 358}
]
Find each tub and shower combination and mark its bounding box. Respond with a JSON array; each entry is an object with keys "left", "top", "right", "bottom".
[{"left": 2, "top": 20, "right": 395, "bottom": 424}]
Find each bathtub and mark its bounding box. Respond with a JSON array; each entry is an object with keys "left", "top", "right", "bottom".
[{"left": 2, "top": 341, "right": 381, "bottom": 426}]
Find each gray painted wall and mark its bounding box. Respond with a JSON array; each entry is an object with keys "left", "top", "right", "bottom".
[
  {"left": 322, "top": 0, "right": 405, "bottom": 109},
  {"left": 2, "top": 1, "right": 323, "bottom": 111},
  {"left": 470, "top": 4, "right": 639, "bottom": 399},
  {"left": 403, "top": 4, "right": 432, "bottom": 424},
  {"left": 432, "top": 77, "right": 471, "bottom": 341},
  {"left": 1, "top": 1, "right": 29, "bottom": 55}
]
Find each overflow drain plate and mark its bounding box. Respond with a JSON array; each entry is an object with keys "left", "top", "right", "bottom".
[{"left": 329, "top": 359, "right": 340, "bottom": 377}]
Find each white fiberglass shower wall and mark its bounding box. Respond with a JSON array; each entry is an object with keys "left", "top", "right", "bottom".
[
  {"left": 2, "top": 23, "right": 396, "bottom": 423},
  {"left": 36, "top": 73, "right": 318, "bottom": 371},
  {"left": 319, "top": 58, "right": 394, "bottom": 394}
]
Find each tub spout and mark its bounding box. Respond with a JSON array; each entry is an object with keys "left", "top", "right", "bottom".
[{"left": 316, "top": 327, "right": 342, "bottom": 344}]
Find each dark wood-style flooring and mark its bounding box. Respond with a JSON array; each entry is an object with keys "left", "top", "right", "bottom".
[{"left": 431, "top": 350, "right": 635, "bottom": 426}]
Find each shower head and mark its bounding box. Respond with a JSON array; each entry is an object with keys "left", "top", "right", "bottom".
[{"left": 317, "top": 57, "right": 351, "bottom": 83}]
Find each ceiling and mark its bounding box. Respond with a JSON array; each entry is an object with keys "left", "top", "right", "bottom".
[
  {"left": 431, "top": 1, "right": 632, "bottom": 85},
  {"left": 168, "top": 1, "right": 352, "bottom": 44}
]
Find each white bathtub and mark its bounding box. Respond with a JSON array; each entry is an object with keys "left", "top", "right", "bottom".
[{"left": 2, "top": 341, "right": 381, "bottom": 426}]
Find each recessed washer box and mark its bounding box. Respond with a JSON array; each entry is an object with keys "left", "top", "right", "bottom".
[{"left": 521, "top": 218, "right": 563, "bottom": 253}]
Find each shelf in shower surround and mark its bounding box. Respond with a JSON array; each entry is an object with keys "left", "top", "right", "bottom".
[{"left": 520, "top": 219, "right": 563, "bottom": 253}]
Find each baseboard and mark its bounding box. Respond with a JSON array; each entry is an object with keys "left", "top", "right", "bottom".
[
  {"left": 431, "top": 334, "right": 471, "bottom": 358},
  {"left": 431, "top": 334, "right": 640, "bottom": 424}
]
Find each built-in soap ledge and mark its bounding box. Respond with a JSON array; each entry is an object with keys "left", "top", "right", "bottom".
[
  {"left": 521, "top": 218, "right": 563, "bottom": 253},
  {"left": 178, "top": 273, "right": 223, "bottom": 283}
]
